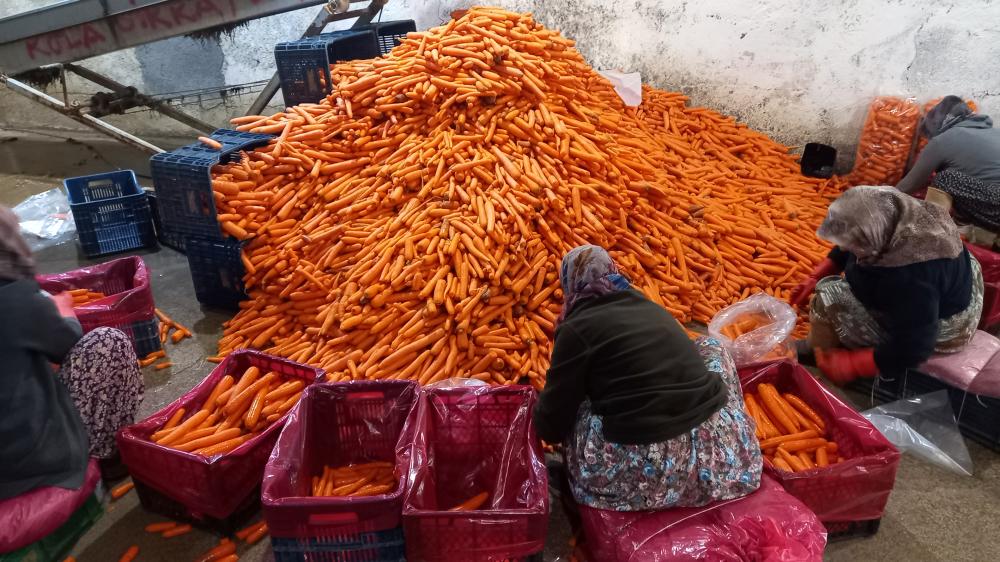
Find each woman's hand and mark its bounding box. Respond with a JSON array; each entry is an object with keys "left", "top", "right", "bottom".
[
  {"left": 789, "top": 258, "right": 842, "bottom": 307},
  {"left": 51, "top": 291, "right": 77, "bottom": 319}
]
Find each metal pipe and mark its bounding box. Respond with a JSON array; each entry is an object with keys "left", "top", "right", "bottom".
[
  {"left": 245, "top": 5, "right": 380, "bottom": 116},
  {"left": 64, "top": 63, "right": 217, "bottom": 134},
  {"left": 0, "top": 75, "right": 164, "bottom": 154}
]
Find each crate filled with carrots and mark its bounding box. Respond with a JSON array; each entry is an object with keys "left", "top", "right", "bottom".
[
  {"left": 262, "top": 381, "right": 418, "bottom": 561},
  {"left": 402, "top": 386, "right": 548, "bottom": 562},
  {"left": 739, "top": 360, "right": 900, "bottom": 528},
  {"left": 117, "top": 350, "right": 323, "bottom": 525},
  {"left": 37, "top": 255, "right": 160, "bottom": 357}
]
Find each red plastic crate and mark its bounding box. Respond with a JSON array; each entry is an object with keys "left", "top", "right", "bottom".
[
  {"left": 117, "top": 350, "right": 324, "bottom": 520},
  {"left": 37, "top": 256, "right": 158, "bottom": 354},
  {"left": 262, "top": 381, "right": 419, "bottom": 540},
  {"left": 739, "top": 361, "right": 900, "bottom": 523},
  {"left": 966, "top": 242, "right": 1000, "bottom": 329},
  {"left": 402, "top": 386, "right": 548, "bottom": 562}
]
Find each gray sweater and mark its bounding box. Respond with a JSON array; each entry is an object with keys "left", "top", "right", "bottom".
[
  {"left": 0, "top": 279, "right": 88, "bottom": 500},
  {"left": 897, "top": 120, "right": 1000, "bottom": 194}
]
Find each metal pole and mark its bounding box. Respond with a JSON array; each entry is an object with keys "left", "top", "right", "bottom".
[
  {"left": 64, "top": 63, "right": 217, "bottom": 134},
  {"left": 245, "top": 5, "right": 382, "bottom": 116},
  {"left": 1, "top": 75, "right": 164, "bottom": 154}
]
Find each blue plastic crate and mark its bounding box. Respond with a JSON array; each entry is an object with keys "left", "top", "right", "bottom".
[
  {"left": 271, "top": 526, "right": 407, "bottom": 562},
  {"left": 275, "top": 29, "right": 380, "bottom": 107},
  {"left": 149, "top": 129, "right": 271, "bottom": 249},
  {"left": 64, "top": 170, "right": 156, "bottom": 257},
  {"left": 186, "top": 235, "right": 245, "bottom": 309}
]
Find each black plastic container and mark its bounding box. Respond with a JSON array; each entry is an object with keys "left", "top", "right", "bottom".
[{"left": 801, "top": 142, "right": 837, "bottom": 179}]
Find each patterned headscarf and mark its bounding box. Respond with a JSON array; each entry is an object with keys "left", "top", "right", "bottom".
[
  {"left": 817, "top": 186, "right": 962, "bottom": 267},
  {"left": 557, "top": 245, "right": 632, "bottom": 323},
  {"left": 0, "top": 205, "right": 35, "bottom": 281},
  {"left": 922, "top": 95, "right": 992, "bottom": 138}
]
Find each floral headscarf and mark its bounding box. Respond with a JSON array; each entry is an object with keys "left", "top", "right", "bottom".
[
  {"left": 558, "top": 245, "right": 632, "bottom": 324},
  {"left": 0, "top": 205, "right": 35, "bottom": 281}
]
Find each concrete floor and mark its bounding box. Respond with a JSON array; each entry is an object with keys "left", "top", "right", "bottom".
[{"left": 4, "top": 173, "right": 1000, "bottom": 561}]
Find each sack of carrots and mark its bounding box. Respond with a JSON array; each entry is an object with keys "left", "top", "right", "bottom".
[
  {"left": 37, "top": 255, "right": 156, "bottom": 335},
  {"left": 739, "top": 360, "right": 900, "bottom": 523},
  {"left": 262, "top": 381, "right": 419, "bottom": 539},
  {"left": 708, "top": 293, "right": 797, "bottom": 367},
  {"left": 847, "top": 96, "right": 920, "bottom": 186},
  {"left": 117, "top": 350, "right": 323, "bottom": 520},
  {"left": 402, "top": 386, "right": 547, "bottom": 560},
  {"left": 207, "top": 6, "right": 843, "bottom": 388}
]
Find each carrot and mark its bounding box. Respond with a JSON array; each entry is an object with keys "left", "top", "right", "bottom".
[
  {"left": 816, "top": 446, "right": 829, "bottom": 467},
  {"left": 797, "top": 451, "right": 815, "bottom": 470},
  {"left": 154, "top": 361, "right": 173, "bottom": 370},
  {"left": 162, "top": 408, "right": 186, "bottom": 431},
  {"left": 195, "top": 541, "right": 236, "bottom": 562},
  {"left": 111, "top": 481, "right": 134, "bottom": 500},
  {"left": 772, "top": 457, "right": 794, "bottom": 472},
  {"left": 758, "top": 430, "right": 819, "bottom": 450},
  {"left": 118, "top": 545, "right": 139, "bottom": 562},
  {"left": 157, "top": 410, "right": 210, "bottom": 446},
  {"left": 199, "top": 136, "right": 223, "bottom": 150},
  {"left": 235, "top": 521, "right": 264, "bottom": 540},
  {"left": 782, "top": 393, "right": 826, "bottom": 432},
  {"left": 776, "top": 448, "right": 807, "bottom": 472},
  {"left": 162, "top": 524, "right": 193, "bottom": 538},
  {"left": 448, "top": 491, "right": 489, "bottom": 511},
  {"left": 757, "top": 384, "right": 798, "bottom": 435},
  {"left": 245, "top": 523, "right": 269, "bottom": 544},
  {"left": 144, "top": 522, "right": 177, "bottom": 533},
  {"left": 777, "top": 438, "right": 828, "bottom": 453}
]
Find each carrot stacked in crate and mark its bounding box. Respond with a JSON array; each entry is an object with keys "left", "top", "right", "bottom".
[
  {"left": 311, "top": 461, "right": 397, "bottom": 497},
  {"left": 209, "top": 7, "right": 846, "bottom": 387},
  {"left": 148, "top": 365, "right": 306, "bottom": 456},
  {"left": 847, "top": 96, "right": 920, "bottom": 186},
  {"left": 744, "top": 383, "right": 840, "bottom": 471}
]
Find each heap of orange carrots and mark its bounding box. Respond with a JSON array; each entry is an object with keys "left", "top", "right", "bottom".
[
  {"left": 148, "top": 365, "right": 306, "bottom": 456},
  {"left": 206, "top": 7, "right": 843, "bottom": 387},
  {"left": 744, "top": 383, "right": 843, "bottom": 472},
  {"left": 68, "top": 288, "right": 108, "bottom": 306},
  {"left": 847, "top": 96, "right": 920, "bottom": 186},
  {"left": 312, "top": 461, "right": 397, "bottom": 497}
]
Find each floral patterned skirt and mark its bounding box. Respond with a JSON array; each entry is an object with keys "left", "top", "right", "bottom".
[
  {"left": 57, "top": 327, "right": 144, "bottom": 459},
  {"left": 566, "top": 338, "right": 762, "bottom": 511}
]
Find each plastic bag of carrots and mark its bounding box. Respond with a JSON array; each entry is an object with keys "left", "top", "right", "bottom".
[
  {"left": 847, "top": 96, "right": 920, "bottom": 186},
  {"left": 738, "top": 360, "right": 900, "bottom": 522},
  {"left": 708, "top": 293, "right": 797, "bottom": 367},
  {"left": 262, "top": 381, "right": 419, "bottom": 538},
  {"left": 116, "top": 350, "right": 323, "bottom": 519}
]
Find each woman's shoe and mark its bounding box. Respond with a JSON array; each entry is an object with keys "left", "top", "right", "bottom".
[{"left": 99, "top": 451, "right": 129, "bottom": 485}]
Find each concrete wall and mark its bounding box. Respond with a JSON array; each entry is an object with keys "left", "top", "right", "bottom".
[{"left": 2, "top": 0, "right": 999, "bottom": 169}]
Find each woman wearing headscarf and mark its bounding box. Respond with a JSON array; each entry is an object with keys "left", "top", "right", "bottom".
[
  {"left": 0, "top": 206, "right": 143, "bottom": 499},
  {"left": 534, "top": 245, "right": 761, "bottom": 511},
  {"left": 790, "top": 186, "right": 983, "bottom": 385},
  {"left": 897, "top": 95, "right": 1000, "bottom": 230}
]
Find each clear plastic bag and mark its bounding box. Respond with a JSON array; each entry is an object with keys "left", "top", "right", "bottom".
[
  {"left": 425, "top": 377, "right": 488, "bottom": 389},
  {"left": 862, "top": 390, "right": 973, "bottom": 476},
  {"left": 12, "top": 187, "right": 76, "bottom": 252},
  {"left": 708, "top": 293, "right": 797, "bottom": 367},
  {"left": 847, "top": 96, "right": 920, "bottom": 186},
  {"left": 597, "top": 70, "right": 643, "bottom": 107}
]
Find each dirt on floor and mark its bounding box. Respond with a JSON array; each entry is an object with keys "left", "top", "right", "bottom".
[{"left": 3, "top": 173, "right": 1000, "bottom": 561}]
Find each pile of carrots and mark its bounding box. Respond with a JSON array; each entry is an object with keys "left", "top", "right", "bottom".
[
  {"left": 68, "top": 288, "right": 108, "bottom": 306},
  {"left": 205, "top": 7, "right": 843, "bottom": 387},
  {"left": 148, "top": 365, "right": 306, "bottom": 456},
  {"left": 847, "top": 96, "right": 920, "bottom": 186},
  {"left": 311, "top": 461, "right": 397, "bottom": 497},
  {"left": 743, "top": 383, "right": 843, "bottom": 472}
]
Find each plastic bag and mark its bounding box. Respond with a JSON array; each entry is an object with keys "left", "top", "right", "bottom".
[
  {"left": 708, "top": 293, "right": 797, "bottom": 367},
  {"left": 425, "top": 377, "right": 487, "bottom": 389},
  {"left": 403, "top": 386, "right": 548, "bottom": 561},
  {"left": 117, "top": 350, "right": 324, "bottom": 520},
  {"left": 847, "top": 96, "right": 920, "bottom": 186},
  {"left": 0, "top": 460, "right": 99, "bottom": 553},
  {"left": 597, "top": 70, "right": 642, "bottom": 107},
  {"left": 862, "top": 391, "right": 972, "bottom": 476},
  {"left": 262, "top": 381, "right": 419, "bottom": 538},
  {"left": 12, "top": 187, "right": 76, "bottom": 252},
  {"left": 577, "top": 475, "right": 826, "bottom": 562},
  {"left": 36, "top": 256, "right": 155, "bottom": 332},
  {"left": 739, "top": 360, "right": 901, "bottom": 522}
]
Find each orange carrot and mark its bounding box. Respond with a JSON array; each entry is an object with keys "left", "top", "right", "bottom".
[
  {"left": 111, "top": 481, "right": 134, "bottom": 500},
  {"left": 448, "top": 491, "right": 489, "bottom": 511},
  {"left": 118, "top": 545, "right": 139, "bottom": 562},
  {"left": 162, "top": 524, "right": 193, "bottom": 538}
]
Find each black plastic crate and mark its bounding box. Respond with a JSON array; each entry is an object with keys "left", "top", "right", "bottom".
[
  {"left": 144, "top": 189, "right": 185, "bottom": 253},
  {"left": 149, "top": 129, "right": 271, "bottom": 250},
  {"left": 271, "top": 527, "right": 407, "bottom": 562},
  {"left": 826, "top": 518, "right": 880, "bottom": 542},
  {"left": 367, "top": 20, "right": 417, "bottom": 55},
  {"left": 133, "top": 479, "right": 259, "bottom": 536},
  {"left": 275, "top": 29, "right": 379, "bottom": 107},
  {"left": 130, "top": 317, "right": 162, "bottom": 358},
  {"left": 64, "top": 170, "right": 156, "bottom": 257},
  {"left": 186, "top": 235, "right": 245, "bottom": 309}
]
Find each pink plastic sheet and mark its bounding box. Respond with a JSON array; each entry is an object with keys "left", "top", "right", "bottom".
[
  {"left": 0, "top": 460, "right": 99, "bottom": 553},
  {"left": 117, "top": 350, "right": 324, "bottom": 520},
  {"left": 262, "top": 381, "right": 419, "bottom": 538},
  {"left": 921, "top": 330, "right": 1000, "bottom": 398},
  {"left": 403, "top": 386, "right": 548, "bottom": 561},
  {"left": 37, "top": 256, "right": 155, "bottom": 330},
  {"left": 578, "top": 475, "right": 827, "bottom": 562},
  {"left": 740, "top": 361, "right": 900, "bottom": 522}
]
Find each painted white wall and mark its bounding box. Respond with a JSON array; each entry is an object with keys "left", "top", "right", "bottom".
[{"left": 3, "top": 0, "right": 999, "bottom": 162}]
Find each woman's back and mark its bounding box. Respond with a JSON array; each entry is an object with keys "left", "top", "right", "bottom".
[{"left": 929, "top": 125, "right": 1000, "bottom": 184}]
